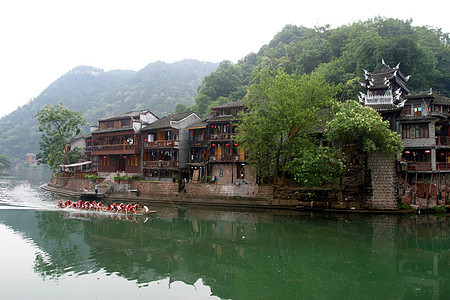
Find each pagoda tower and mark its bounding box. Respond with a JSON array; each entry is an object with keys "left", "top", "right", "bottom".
[{"left": 358, "top": 59, "right": 411, "bottom": 111}]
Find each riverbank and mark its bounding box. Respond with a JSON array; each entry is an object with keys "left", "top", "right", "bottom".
[{"left": 40, "top": 176, "right": 440, "bottom": 214}]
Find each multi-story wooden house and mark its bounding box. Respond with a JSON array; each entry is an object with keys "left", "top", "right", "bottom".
[
  {"left": 359, "top": 60, "right": 450, "bottom": 173},
  {"left": 187, "top": 101, "right": 254, "bottom": 184},
  {"left": 141, "top": 112, "right": 200, "bottom": 181},
  {"left": 90, "top": 110, "right": 158, "bottom": 175}
]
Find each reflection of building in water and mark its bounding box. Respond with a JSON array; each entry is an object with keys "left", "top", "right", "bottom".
[
  {"left": 396, "top": 215, "right": 449, "bottom": 299},
  {"left": 26, "top": 153, "right": 36, "bottom": 166}
]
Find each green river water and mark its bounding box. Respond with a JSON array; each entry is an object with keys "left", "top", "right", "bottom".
[{"left": 0, "top": 168, "right": 449, "bottom": 299}]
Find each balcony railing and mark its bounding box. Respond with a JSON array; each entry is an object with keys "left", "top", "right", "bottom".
[
  {"left": 210, "top": 133, "right": 234, "bottom": 140},
  {"left": 144, "top": 161, "right": 178, "bottom": 168},
  {"left": 91, "top": 144, "right": 138, "bottom": 155},
  {"left": 437, "top": 162, "right": 450, "bottom": 170},
  {"left": 210, "top": 155, "right": 244, "bottom": 162},
  {"left": 436, "top": 136, "right": 449, "bottom": 146},
  {"left": 144, "top": 140, "right": 179, "bottom": 149},
  {"left": 407, "top": 162, "right": 432, "bottom": 171}
]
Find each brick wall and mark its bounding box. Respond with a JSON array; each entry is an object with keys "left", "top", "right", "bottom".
[{"left": 366, "top": 153, "right": 397, "bottom": 210}]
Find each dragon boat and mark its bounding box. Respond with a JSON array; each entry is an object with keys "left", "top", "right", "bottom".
[{"left": 57, "top": 199, "right": 156, "bottom": 215}]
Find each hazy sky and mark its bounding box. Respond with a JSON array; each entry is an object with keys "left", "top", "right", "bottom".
[{"left": 1, "top": 0, "right": 449, "bottom": 117}]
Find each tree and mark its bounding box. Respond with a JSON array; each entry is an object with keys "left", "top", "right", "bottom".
[
  {"left": 0, "top": 154, "right": 12, "bottom": 172},
  {"left": 236, "top": 68, "right": 337, "bottom": 184},
  {"left": 193, "top": 61, "right": 244, "bottom": 116},
  {"left": 35, "top": 103, "right": 86, "bottom": 171},
  {"left": 324, "top": 100, "right": 403, "bottom": 200}
]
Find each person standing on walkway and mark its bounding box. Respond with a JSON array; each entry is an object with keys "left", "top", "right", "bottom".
[{"left": 95, "top": 184, "right": 98, "bottom": 194}]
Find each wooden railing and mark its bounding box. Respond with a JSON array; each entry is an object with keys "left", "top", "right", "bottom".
[
  {"left": 407, "top": 162, "right": 432, "bottom": 171},
  {"left": 91, "top": 144, "right": 138, "bottom": 155},
  {"left": 143, "top": 161, "right": 178, "bottom": 168},
  {"left": 436, "top": 162, "right": 450, "bottom": 170},
  {"left": 436, "top": 136, "right": 449, "bottom": 146},
  {"left": 210, "top": 133, "right": 235, "bottom": 140},
  {"left": 144, "top": 140, "right": 179, "bottom": 148},
  {"left": 210, "top": 155, "right": 244, "bottom": 162}
]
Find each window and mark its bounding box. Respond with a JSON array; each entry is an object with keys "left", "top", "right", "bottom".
[
  {"left": 101, "top": 157, "right": 110, "bottom": 166},
  {"left": 128, "top": 156, "right": 138, "bottom": 167},
  {"left": 413, "top": 105, "right": 422, "bottom": 117},
  {"left": 402, "top": 124, "right": 429, "bottom": 139},
  {"left": 401, "top": 105, "right": 411, "bottom": 116}
]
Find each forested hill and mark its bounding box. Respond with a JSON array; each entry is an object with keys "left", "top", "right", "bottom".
[
  {"left": 185, "top": 18, "right": 449, "bottom": 116},
  {"left": 0, "top": 60, "right": 218, "bottom": 160}
]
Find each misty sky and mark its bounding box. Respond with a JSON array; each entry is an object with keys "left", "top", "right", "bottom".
[{"left": 1, "top": 0, "right": 449, "bottom": 117}]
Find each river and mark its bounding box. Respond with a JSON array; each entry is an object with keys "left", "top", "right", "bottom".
[{"left": 0, "top": 167, "right": 449, "bottom": 299}]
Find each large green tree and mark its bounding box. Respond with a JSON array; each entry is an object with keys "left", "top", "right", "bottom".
[
  {"left": 324, "top": 100, "right": 403, "bottom": 200},
  {"left": 236, "top": 68, "right": 337, "bottom": 184},
  {"left": 35, "top": 103, "right": 86, "bottom": 171}
]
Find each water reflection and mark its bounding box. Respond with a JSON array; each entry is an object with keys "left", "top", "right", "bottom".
[
  {"left": 0, "top": 204, "right": 448, "bottom": 299},
  {"left": 0, "top": 169, "right": 449, "bottom": 299}
]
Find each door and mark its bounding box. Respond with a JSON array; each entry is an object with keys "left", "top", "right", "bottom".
[{"left": 118, "top": 158, "right": 125, "bottom": 172}]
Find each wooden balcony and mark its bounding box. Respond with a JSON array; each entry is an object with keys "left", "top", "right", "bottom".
[
  {"left": 436, "top": 136, "right": 450, "bottom": 146},
  {"left": 407, "top": 162, "right": 432, "bottom": 171},
  {"left": 210, "top": 154, "right": 244, "bottom": 162},
  {"left": 210, "top": 133, "right": 235, "bottom": 141},
  {"left": 91, "top": 144, "right": 139, "bottom": 155},
  {"left": 437, "top": 162, "right": 450, "bottom": 170},
  {"left": 143, "top": 161, "right": 179, "bottom": 168},
  {"left": 144, "top": 140, "right": 179, "bottom": 149}
]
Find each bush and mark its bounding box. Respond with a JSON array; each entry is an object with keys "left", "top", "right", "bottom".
[
  {"left": 397, "top": 202, "right": 411, "bottom": 210},
  {"left": 431, "top": 205, "right": 446, "bottom": 213}
]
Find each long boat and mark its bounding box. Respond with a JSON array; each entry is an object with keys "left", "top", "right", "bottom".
[{"left": 57, "top": 200, "right": 156, "bottom": 215}]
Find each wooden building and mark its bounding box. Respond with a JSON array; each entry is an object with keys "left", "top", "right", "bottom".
[
  {"left": 360, "top": 60, "right": 450, "bottom": 187},
  {"left": 90, "top": 110, "right": 158, "bottom": 175},
  {"left": 187, "top": 101, "right": 255, "bottom": 184},
  {"left": 141, "top": 112, "right": 200, "bottom": 181}
]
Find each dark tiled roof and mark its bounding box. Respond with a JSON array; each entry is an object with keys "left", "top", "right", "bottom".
[
  {"left": 141, "top": 112, "right": 198, "bottom": 131},
  {"left": 186, "top": 116, "right": 211, "bottom": 130},
  {"left": 98, "top": 109, "right": 157, "bottom": 121},
  {"left": 405, "top": 92, "right": 450, "bottom": 105},
  {"left": 92, "top": 126, "right": 134, "bottom": 134},
  {"left": 211, "top": 100, "right": 244, "bottom": 109},
  {"left": 366, "top": 61, "right": 409, "bottom": 93}
]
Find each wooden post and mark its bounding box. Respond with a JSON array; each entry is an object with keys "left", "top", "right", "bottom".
[
  {"left": 429, "top": 173, "right": 433, "bottom": 198},
  {"left": 414, "top": 172, "right": 418, "bottom": 204}
]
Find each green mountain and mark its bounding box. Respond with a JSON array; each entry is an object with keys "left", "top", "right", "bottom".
[
  {"left": 0, "top": 60, "right": 218, "bottom": 160},
  {"left": 189, "top": 18, "right": 450, "bottom": 116}
]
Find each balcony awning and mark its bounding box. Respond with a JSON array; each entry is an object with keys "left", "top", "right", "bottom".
[{"left": 60, "top": 161, "right": 92, "bottom": 168}]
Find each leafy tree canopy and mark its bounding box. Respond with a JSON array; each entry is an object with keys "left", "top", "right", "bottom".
[
  {"left": 324, "top": 100, "right": 403, "bottom": 156},
  {"left": 35, "top": 103, "right": 86, "bottom": 171},
  {"left": 192, "top": 18, "right": 449, "bottom": 115},
  {"left": 236, "top": 68, "right": 337, "bottom": 184}
]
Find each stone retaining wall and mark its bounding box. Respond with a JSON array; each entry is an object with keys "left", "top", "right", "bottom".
[
  {"left": 49, "top": 176, "right": 96, "bottom": 192},
  {"left": 366, "top": 154, "right": 397, "bottom": 210}
]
